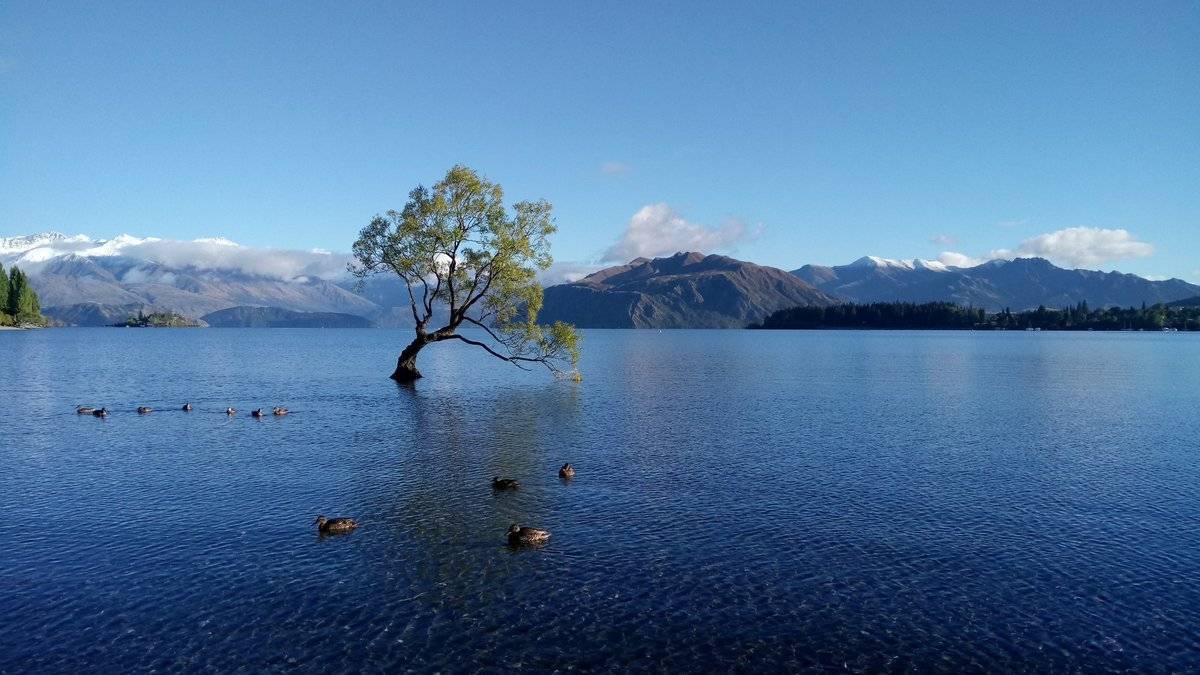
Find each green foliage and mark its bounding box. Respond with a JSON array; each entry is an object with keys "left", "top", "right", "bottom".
[
  {"left": 351, "top": 165, "right": 580, "bottom": 376},
  {"left": 751, "top": 301, "right": 1200, "bottom": 331},
  {"left": 4, "top": 266, "right": 46, "bottom": 326},
  {"left": 0, "top": 262, "right": 8, "bottom": 316}
]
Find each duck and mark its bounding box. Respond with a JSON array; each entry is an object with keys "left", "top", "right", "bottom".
[
  {"left": 182, "top": 403, "right": 193, "bottom": 412},
  {"left": 251, "top": 409, "right": 265, "bottom": 418},
  {"left": 76, "top": 405, "right": 96, "bottom": 414},
  {"left": 315, "top": 515, "right": 358, "bottom": 534},
  {"left": 507, "top": 524, "right": 550, "bottom": 546},
  {"left": 559, "top": 463, "right": 575, "bottom": 479},
  {"left": 225, "top": 407, "right": 237, "bottom": 415},
  {"left": 137, "top": 406, "right": 153, "bottom": 414},
  {"left": 91, "top": 407, "right": 108, "bottom": 418},
  {"left": 492, "top": 476, "right": 520, "bottom": 490},
  {"left": 272, "top": 406, "right": 289, "bottom": 416}
]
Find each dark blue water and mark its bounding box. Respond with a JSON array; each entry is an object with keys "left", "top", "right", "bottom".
[{"left": 2, "top": 328, "right": 1199, "bottom": 672}]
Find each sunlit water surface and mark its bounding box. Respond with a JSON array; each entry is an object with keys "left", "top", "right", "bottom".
[{"left": 2, "top": 329, "right": 1199, "bottom": 672}]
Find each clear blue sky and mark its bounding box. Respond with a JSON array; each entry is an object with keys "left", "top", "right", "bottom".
[{"left": 1, "top": 2, "right": 1196, "bottom": 279}]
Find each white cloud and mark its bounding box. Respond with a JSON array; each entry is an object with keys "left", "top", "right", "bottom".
[
  {"left": 937, "top": 227, "right": 1155, "bottom": 270},
  {"left": 936, "top": 251, "right": 985, "bottom": 268},
  {"left": 538, "top": 261, "right": 603, "bottom": 286},
  {"left": 6, "top": 232, "right": 352, "bottom": 281},
  {"left": 599, "top": 161, "right": 631, "bottom": 176},
  {"left": 601, "top": 203, "right": 761, "bottom": 263},
  {"left": 1010, "top": 227, "right": 1153, "bottom": 268},
  {"left": 930, "top": 234, "right": 957, "bottom": 246},
  {"left": 120, "top": 238, "right": 351, "bottom": 280}
]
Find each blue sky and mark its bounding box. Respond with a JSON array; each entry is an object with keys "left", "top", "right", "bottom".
[{"left": 1, "top": 2, "right": 1197, "bottom": 280}]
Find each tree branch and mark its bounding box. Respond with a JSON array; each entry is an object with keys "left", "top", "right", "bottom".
[{"left": 443, "top": 333, "right": 563, "bottom": 372}]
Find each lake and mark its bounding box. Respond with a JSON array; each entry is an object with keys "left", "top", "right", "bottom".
[{"left": 2, "top": 329, "right": 1199, "bottom": 672}]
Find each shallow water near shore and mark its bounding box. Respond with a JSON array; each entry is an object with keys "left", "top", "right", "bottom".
[{"left": 2, "top": 328, "right": 1199, "bottom": 672}]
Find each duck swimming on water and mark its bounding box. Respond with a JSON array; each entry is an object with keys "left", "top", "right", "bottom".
[
  {"left": 507, "top": 524, "right": 550, "bottom": 546},
  {"left": 182, "top": 403, "right": 193, "bottom": 411},
  {"left": 92, "top": 408, "right": 108, "bottom": 418},
  {"left": 492, "top": 477, "right": 520, "bottom": 490},
  {"left": 76, "top": 406, "right": 96, "bottom": 414},
  {"left": 559, "top": 463, "right": 575, "bottom": 479},
  {"left": 272, "top": 406, "right": 289, "bottom": 416},
  {"left": 226, "top": 407, "right": 237, "bottom": 415},
  {"left": 251, "top": 409, "right": 265, "bottom": 418},
  {"left": 137, "top": 406, "right": 153, "bottom": 414},
  {"left": 315, "top": 515, "right": 358, "bottom": 534}
]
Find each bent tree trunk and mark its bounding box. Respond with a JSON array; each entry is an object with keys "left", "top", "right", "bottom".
[{"left": 391, "top": 337, "right": 428, "bottom": 381}]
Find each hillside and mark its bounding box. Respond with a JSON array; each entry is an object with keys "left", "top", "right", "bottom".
[
  {"left": 539, "top": 252, "right": 836, "bottom": 328},
  {"left": 200, "top": 306, "right": 375, "bottom": 328}
]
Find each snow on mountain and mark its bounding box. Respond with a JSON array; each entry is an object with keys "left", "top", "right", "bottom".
[
  {"left": 793, "top": 255, "right": 1200, "bottom": 310},
  {"left": 0, "top": 231, "right": 350, "bottom": 281},
  {"left": 847, "top": 255, "right": 950, "bottom": 272},
  {"left": 0, "top": 231, "right": 93, "bottom": 257},
  {"left": 0, "top": 231, "right": 412, "bottom": 326}
]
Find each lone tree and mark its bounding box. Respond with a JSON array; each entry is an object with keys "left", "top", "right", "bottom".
[{"left": 350, "top": 165, "right": 580, "bottom": 381}]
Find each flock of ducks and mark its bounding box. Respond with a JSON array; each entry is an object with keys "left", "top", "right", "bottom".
[
  {"left": 317, "top": 464, "right": 576, "bottom": 545},
  {"left": 74, "top": 402, "right": 567, "bottom": 547},
  {"left": 76, "top": 404, "right": 289, "bottom": 418}
]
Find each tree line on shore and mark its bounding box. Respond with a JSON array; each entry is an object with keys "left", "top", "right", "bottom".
[
  {"left": 0, "top": 262, "right": 47, "bottom": 327},
  {"left": 750, "top": 301, "right": 1200, "bottom": 331}
]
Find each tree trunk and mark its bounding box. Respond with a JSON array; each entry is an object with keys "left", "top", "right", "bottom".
[{"left": 391, "top": 337, "right": 427, "bottom": 381}]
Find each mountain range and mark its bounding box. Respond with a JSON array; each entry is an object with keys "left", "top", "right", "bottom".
[
  {"left": 4, "top": 232, "right": 1197, "bottom": 328},
  {"left": 539, "top": 252, "right": 836, "bottom": 328},
  {"left": 0, "top": 232, "right": 401, "bottom": 326},
  {"left": 793, "top": 256, "right": 1200, "bottom": 311}
]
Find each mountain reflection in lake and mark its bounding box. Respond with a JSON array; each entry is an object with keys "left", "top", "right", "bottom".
[{"left": 2, "top": 328, "right": 1199, "bottom": 671}]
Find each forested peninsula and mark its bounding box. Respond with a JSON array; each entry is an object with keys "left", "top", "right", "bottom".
[{"left": 749, "top": 301, "right": 1200, "bottom": 331}]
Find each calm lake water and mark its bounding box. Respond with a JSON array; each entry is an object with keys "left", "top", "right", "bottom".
[{"left": 2, "top": 329, "right": 1199, "bottom": 672}]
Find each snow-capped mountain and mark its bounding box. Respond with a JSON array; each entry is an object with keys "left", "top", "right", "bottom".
[
  {"left": 1, "top": 231, "right": 408, "bottom": 326},
  {"left": 794, "top": 255, "right": 1200, "bottom": 310},
  {"left": 846, "top": 256, "right": 950, "bottom": 272}
]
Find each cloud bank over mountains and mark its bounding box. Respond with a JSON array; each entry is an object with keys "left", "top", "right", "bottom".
[
  {"left": 938, "top": 227, "right": 1156, "bottom": 270},
  {"left": 0, "top": 232, "right": 350, "bottom": 281}
]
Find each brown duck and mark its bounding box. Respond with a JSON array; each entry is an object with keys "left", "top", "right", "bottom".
[
  {"left": 559, "top": 463, "right": 575, "bottom": 479},
  {"left": 137, "top": 406, "right": 153, "bottom": 414},
  {"left": 507, "top": 524, "right": 550, "bottom": 546},
  {"left": 492, "top": 476, "right": 520, "bottom": 490},
  {"left": 315, "top": 516, "right": 358, "bottom": 534}
]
